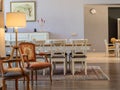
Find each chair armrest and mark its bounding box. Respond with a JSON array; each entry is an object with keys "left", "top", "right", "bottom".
[
  {"left": 37, "top": 52, "right": 49, "bottom": 62},
  {"left": 0, "top": 59, "right": 25, "bottom": 75},
  {"left": 36, "top": 52, "right": 46, "bottom": 56},
  {"left": 20, "top": 54, "right": 30, "bottom": 68},
  {"left": 2, "top": 59, "right": 21, "bottom": 63},
  {"left": 0, "top": 56, "right": 10, "bottom": 60},
  {"left": 44, "top": 55, "right": 49, "bottom": 62},
  {"left": 0, "top": 57, "right": 16, "bottom": 74},
  {"left": 2, "top": 59, "right": 22, "bottom": 68},
  {"left": 21, "top": 54, "right": 28, "bottom": 57},
  {"left": 0, "top": 59, "right": 24, "bottom": 75},
  {"left": 0, "top": 61, "right": 5, "bottom": 75}
]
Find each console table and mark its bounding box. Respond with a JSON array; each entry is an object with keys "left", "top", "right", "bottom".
[{"left": 5, "top": 32, "right": 49, "bottom": 42}]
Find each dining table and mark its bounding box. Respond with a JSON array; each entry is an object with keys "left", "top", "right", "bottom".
[{"left": 35, "top": 43, "right": 91, "bottom": 52}]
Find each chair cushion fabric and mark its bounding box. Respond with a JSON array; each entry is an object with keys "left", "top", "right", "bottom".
[
  {"left": 29, "top": 62, "right": 51, "bottom": 70},
  {"left": 51, "top": 56, "right": 65, "bottom": 58},
  {"left": 108, "top": 46, "right": 115, "bottom": 49},
  {"left": 4, "top": 72, "right": 23, "bottom": 78},
  {"left": 72, "top": 55, "right": 87, "bottom": 58},
  {"left": 19, "top": 43, "right": 36, "bottom": 61},
  {"left": 69, "top": 52, "right": 83, "bottom": 56},
  {"left": 3, "top": 68, "right": 29, "bottom": 78}
]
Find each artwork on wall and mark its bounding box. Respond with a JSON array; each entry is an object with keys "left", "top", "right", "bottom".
[
  {"left": 10, "top": 1, "right": 36, "bottom": 22},
  {"left": 0, "top": 0, "right": 2, "bottom": 11}
]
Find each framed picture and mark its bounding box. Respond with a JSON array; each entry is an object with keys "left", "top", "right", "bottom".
[
  {"left": 10, "top": 1, "right": 36, "bottom": 22},
  {"left": 0, "top": 0, "right": 2, "bottom": 11}
]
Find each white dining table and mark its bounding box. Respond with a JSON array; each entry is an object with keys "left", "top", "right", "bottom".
[{"left": 35, "top": 43, "right": 91, "bottom": 53}]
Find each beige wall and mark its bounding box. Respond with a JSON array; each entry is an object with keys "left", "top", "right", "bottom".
[
  {"left": 84, "top": 5, "right": 108, "bottom": 52},
  {"left": 0, "top": 28, "right": 5, "bottom": 57},
  {"left": 0, "top": 1, "right": 5, "bottom": 57}
]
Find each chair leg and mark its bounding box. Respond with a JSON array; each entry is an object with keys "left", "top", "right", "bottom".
[
  {"left": 23, "top": 77, "right": 25, "bottom": 83},
  {"left": 15, "top": 79, "right": 18, "bottom": 90},
  {"left": 69, "top": 55, "right": 71, "bottom": 69},
  {"left": 51, "top": 61, "right": 53, "bottom": 75},
  {"left": 49, "top": 66, "right": 52, "bottom": 83},
  {"left": 72, "top": 61, "right": 75, "bottom": 75},
  {"left": 81, "top": 62, "right": 84, "bottom": 69},
  {"left": 53, "top": 62, "right": 56, "bottom": 70},
  {"left": 42, "top": 69, "right": 46, "bottom": 76},
  {"left": 65, "top": 57, "right": 67, "bottom": 74},
  {"left": 85, "top": 61, "right": 87, "bottom": 75},
  {"left": 70, "top": 58, "right": 72, "bottom": 73},
  {"left": 31, "top": 70, "right": 33, "bottom": 85},
  {"left": 64, "top": 61, "right": 66, "bottom": 75},
  {"left": 35, "top": 70, "right": 37, "bottom": 85},
  {"left": 26, "top": 75, "right": 30, "bottom": 90},
  {"left": 2, "top": 79, "right": 6, "bottom": 90}
]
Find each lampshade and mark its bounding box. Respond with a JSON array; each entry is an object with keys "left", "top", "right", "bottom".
[
  {"left": 6, "top": 12, "right": 26, "bottom": 28},
  {"left": 0, "top": 12, "right": 4, "bottom": 28}
]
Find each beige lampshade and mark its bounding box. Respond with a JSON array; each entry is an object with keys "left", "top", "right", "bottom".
[
  {"left": 6, "top": 12, "right": 26, "bottom": 28},
  {"left": 0, "top": 12, "right": 4, "bottom": 28}
]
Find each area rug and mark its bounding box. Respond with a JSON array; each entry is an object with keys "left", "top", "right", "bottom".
[{"left": 36, "top": 66, "right": 110, "bottom": 81}]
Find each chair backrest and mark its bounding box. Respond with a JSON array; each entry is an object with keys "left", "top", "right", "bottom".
[
  {"left": 35, "top": 40, "right": 45, "bottom": 46},
  {"left": 50, "top": 40, "right": 66, "bottom": 57},
  {"left": 111, "top": 37, "right": 116, "bottom": 44},
  {"left": 71, "top": 39, "right": 88, "bottom": 45},
  {"left": 35, "top": 40, "right": 46, "bottom": 53},
  {"left": 70, "top": 39, "right": 88, "bottom": 57},
  {"left": 19, "top": 42, "right": 36, "bottom": 62}
]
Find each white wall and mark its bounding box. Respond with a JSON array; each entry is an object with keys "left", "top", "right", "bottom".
[
  {"left": 4, "top": 0, "right": 120, "bottom": 51},
  {"left": 4, "top": 0, "right": 84, "bottom": 39}
]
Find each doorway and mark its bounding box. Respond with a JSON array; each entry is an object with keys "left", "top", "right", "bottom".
[{"left": 108, "top": 7, "right": 120, "bottom": 42}]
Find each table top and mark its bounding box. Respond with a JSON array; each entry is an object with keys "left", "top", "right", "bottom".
[{"left": 5, "top": 43, "right": 91, "bottom": 47}]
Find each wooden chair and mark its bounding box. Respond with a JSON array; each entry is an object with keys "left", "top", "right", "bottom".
[
  {"left": 19, "top": 42, "right": 52, "bottom": 85},
  {"left": 50, "top": 39, "right": 67, "bottom": 75},
  {"left": 69, "top": 39, "right": 88, "bottom": 75},
  {"left": 35, "top": 40, "right": 46, "bottom": 51},
  {"left": 104, "top": 39, "right": 116, "bottom": 56},
  {"left": 35, "top": 40, "right": 50, "bottom": 75},
  {"left": 0, "top": 57, "right": 30, "bottom": 90}
]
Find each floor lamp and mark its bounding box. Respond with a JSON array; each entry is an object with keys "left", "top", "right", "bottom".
[{"left": 6, "top": 12, "right": 26, "bottom": 59}]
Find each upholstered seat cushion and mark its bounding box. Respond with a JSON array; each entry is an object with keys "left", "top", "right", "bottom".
[
  {"left": 72, "top": 55, "right": 87, "bottom": 58},
  {"left": 3, "top": 68, "right": 29, "bottom": 78},
  {"left": 29, "top": 62, "right": 51, "bottom": 70},
  {"left": 69, "top": 52, "right": 83, "bottom": 56},
  {"left": 51, "top": 55, "right": 66, "bottom": 58},
  {"left": 51, "top": 52, "right": 67, "bottom": 58},
  {"left": 108, "top": 46, "right": 115, "bottom": 49},
  {"left": 69, "top": 52, "right": 87, "bottom": 58},
  {"left": 4, "top": 72, "right": 24, "bottom": 78},
  {"left": 54, "top": 52, "right": 68, "bottom": 55}
]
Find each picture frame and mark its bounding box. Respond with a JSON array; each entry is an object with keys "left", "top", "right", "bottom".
[
  {"left": 10, "top": 1, "right": 36, "bottom": 22},
  {"left": 0, "top": 0, "right": 2, "bottom": 11}
]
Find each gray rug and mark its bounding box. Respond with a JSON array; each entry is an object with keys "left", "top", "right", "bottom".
[{"left": 37, "top": 66, "right": 110, "bottom": 81}]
